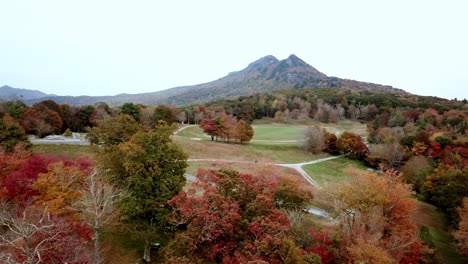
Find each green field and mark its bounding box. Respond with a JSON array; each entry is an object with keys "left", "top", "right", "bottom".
[
  {"left": 32, "top": 145, "right": 96, "bottom": 159},
  {"left": 302, "top": 157, "right": 369, "bottom": 185},
  {"left": 251, "top": 124, "right": 305, "bottom": 140},
  {"left": 177, "top": 124, "right": 305, "bottom": 141},
  {"left": 177, "top": 125, "right": 207, "bottom": 138},
  {"left": 415, "top": 202, "right": 468, "bottom": 264},
  {"left": 174, "top": 136, "right": 325, "bottom": 164},
  {"left": 178, "top": 120, "right": 368, "bottom": 142}
]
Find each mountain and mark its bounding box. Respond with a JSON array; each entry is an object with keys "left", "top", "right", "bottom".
[
  {"left": 4, "top": 54, "right": 406, "bottom": 106},
  {"left": 0, "top": 85, "right": 54, "bottom": 101},
  {"left": 162, "top": 54, "right": 404, "bottom": 106}
]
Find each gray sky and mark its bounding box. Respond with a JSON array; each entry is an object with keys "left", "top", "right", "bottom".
[{"left": 1, "top": 0, "right": 467, "bottom": 99}]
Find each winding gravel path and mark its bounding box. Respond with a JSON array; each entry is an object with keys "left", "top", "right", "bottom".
[{"left": 187, "top": 156, "right": 342, "bottom": 189}]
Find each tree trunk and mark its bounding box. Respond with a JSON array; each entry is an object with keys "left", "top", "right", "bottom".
[
  {"left": 94, "top": 228, "right": 102, "bottom": 264},
  {"left": 25, "top": 239, "right": 34, "bottom": 264},
  {"left": 211, "top": 135, "right": 214, "bottom": 141},
  {"left": 143, "top": 239, "right": 151, "bottom": 263}
]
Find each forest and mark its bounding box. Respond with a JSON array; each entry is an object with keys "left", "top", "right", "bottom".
[{"left": 0, "top": 87, "right": 467, "bottom": 263}]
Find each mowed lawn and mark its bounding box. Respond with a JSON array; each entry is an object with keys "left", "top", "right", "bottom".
[
  {"left": 174, "top": 136, "right": 326, "bottom": 164},
  {"left": 177, "top": 125, "right": 207, "bottom": 138},
  {"left": 302, "top": 157, "right": 369, "bottom": 185},
  {"left": 177, "top": 120, "right": 368, "bottom": 142},
  {"left": 32, "top": 145, "right": 96, "bottom": 160},
  {"left": 177, "top": 124, "right": 306, "bottom": 141},
  {"left": 252, "top": 125, "right": 304, "bottom": 141}
]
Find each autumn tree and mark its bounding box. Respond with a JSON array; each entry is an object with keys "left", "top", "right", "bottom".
[
  {"left": 274, "top": 175, "right": 313, "bottom": 210},
  {"left": 324, "top": 133, "right": 338, "bottom": 154},
  {"left": 20, "top": 108, "right": 40, "bottom": 134},
  {"left": 86, "top": 114, "right": 141, "bottom": 147},
  {"left": 99, "top": 123, "right": 187, "bottom": 262},
  {"left": 347, "top": 239, "right": 395, "bottom": 264},
  {"left": 74, "top": 105, "right": 96, "bottom": 131},
  {"left": 201, "top": 114, "right": 254, "bottom": 143},
  {"left": 336, "top": 131, "right": 368, "bottom": 160},
  {"left": 165, "top": 169, "right": 302, "bottom": 263},
  {"left": 423, "top": 164, "right": 468, "bottom": 222},
  {"left": 453, "top": 197, "right": 468, "bottom": 256},
  {"left": 32, "top": 102, "right": 63, "bottom": 136},
  {"left": 367, "top": 143, "right": 406, "bottom": 169},
  {"left": 400, "top": 156, "right": 432, "bottom": 192},
  {"left": 152, "top": 105, "right": 177, "bottom": 125},
  {"left": 0, "top": 119, "right": 31, "bottom": 152},
  {"left": 76, "top": 171, "right": 119, "bottom": 264},
  {"left": 303, "top": 126, "right": 326, "bottom": 154},
  {"left": 0, "top": 202, "right": 92, "bottom": 264},
  {"left": 58, "top": 104, "right": 74, "bottom": 132},
  {"left": 325, "top": 168, "right": 430, "bottom": 263},
  {"left": 0, "top": 147, "right": 30, "bottom": 181},
  {"left": 235, "top": 119, "right": 254, "bottom": 143},
  {"left": 1, "top": 155, "right": 59, "bottom": 202},
  {"left": 199, "top": 118, "right": 219, "bottom": 141},
  {"left": 217, "top": 113, "right": 238, "bottom": 142},
  {"left": 32, "top": 162, "right": 88, "bottom": 219}
]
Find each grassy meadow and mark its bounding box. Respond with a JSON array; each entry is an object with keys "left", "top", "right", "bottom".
[
  {"left": 302, "top": 157, "right": 369, "bottom": 185},
  {"left": 32, "top": 144, "right": 96, "bottom": 160}
]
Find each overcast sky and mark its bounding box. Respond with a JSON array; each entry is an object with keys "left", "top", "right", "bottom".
[{"left": 1, "top": 0, "right": 467, "bottom": 99}]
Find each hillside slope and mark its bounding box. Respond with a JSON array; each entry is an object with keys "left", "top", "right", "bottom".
[{"left": 0, "top": 85, "right": 54, "bottom": 101}]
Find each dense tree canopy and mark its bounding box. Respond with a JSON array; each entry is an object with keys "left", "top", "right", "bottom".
[
  {"left": 0, "top": 119, "right": 31, "bottom": 152},
  {"left": 98, "top": 122, "right": 187, "bottom": 262}
]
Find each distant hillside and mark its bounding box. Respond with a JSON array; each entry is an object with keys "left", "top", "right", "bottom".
[
  {"left": 0, "top": 85, "right": 54, "bottom": 101},
  {"left": 3, "top": 54, "right": 406, "bottom": 106}
]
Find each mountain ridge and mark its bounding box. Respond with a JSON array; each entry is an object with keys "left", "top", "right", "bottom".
[
  {"left": 1, "top": 54, "right": 406, "bottom": 106},
  {"left": 0, "top": 85, "right": 55, "bottom": 101}
]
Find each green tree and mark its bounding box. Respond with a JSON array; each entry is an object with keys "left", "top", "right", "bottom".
[
  {"left": 423, "top": 165, "right": 468, "bottom": 222},
  {"left": 0, "top": 101, "right": 27, "bottom": 119},
  {"left": 0, "top": 119, "right": 31, "bottom": 152},
  {"left": 86, "top": 114, "right": 141, "bottom": 147},
  {"left": 152, "top": 105, "right": 176, "bottom": 125},
  {"left": 121, "top": 103, "right": 141, "bottom": 121},
  {"left": 99, "top": 122, "right": 187, "bottom": 262}
]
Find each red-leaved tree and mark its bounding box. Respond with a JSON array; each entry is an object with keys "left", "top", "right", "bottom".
[{"left": 165, "top": 169, "right": 301, "bottom": 263}]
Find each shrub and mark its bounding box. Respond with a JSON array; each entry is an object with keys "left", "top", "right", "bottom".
[{"left": 63, "top": 128, "right": 72, "bottom": 137}]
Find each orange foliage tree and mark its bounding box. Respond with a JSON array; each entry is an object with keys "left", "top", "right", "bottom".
[
  {"left": 201, "top": 113, "right": 254, "bottom": 143},
  {"left": 325, "top": 168, "right": 431, "bottom": 263},
  {"left": 336, "top": 131, "right": 368, "bottom": 160},
  {"left": 32, "top": 162, "right": 88, "bottom": 219}
]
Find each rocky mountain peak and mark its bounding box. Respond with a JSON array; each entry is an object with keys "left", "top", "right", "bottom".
[{"left": 245, "top": 55, "right": 279, "bottom": 72}]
